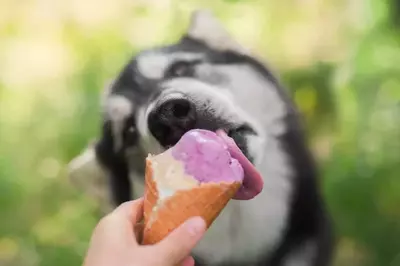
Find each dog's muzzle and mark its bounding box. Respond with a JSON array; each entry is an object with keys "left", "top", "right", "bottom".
[{"left": 146, "top": 88, "right": 257, "bottom": 163}]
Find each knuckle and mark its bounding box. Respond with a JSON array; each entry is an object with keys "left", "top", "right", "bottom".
[{"left": 95, "top": 214, "right": 116, "bottom": 231}]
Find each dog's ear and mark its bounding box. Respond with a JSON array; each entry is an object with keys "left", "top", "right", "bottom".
[
  {"left": 187, "top": 9, "right": 248, "bottom": 55},
  {"left": 67, "top": 144, "right": 114, "bottom": 214}
]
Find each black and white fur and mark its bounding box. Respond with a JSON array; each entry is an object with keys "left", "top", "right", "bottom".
[{"left": 69, "top": 10, "right": 334, "bottom": 266}]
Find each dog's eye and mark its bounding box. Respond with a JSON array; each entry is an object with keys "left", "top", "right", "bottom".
[
  {"left": 165, "top": 61, "right": 194, "bottom": 78},
  {"left": 122, "top": 117, "right": 138, "bottom": 147},
  {"left": 123, "top": 125, "right": 138, "bottom": 147}
]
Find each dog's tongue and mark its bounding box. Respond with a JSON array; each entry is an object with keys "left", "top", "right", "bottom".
[
  {"left": 171, "top": 129, "right": 263, "bottom": 200},
  {"left": 216, "top": 130, "right": 264, "bottom": 200}
]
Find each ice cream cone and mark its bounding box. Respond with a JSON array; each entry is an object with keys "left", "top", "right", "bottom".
[
  {"left": 139, "top": 128, "right": 264, "bottom": 245},
  {"left": 142, "top": 156, "right": 241, "bottom": 245}
]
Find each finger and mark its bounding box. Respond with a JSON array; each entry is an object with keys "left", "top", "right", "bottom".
[
  {"left": 180, "top": 256, "right": 195, "bottom": 266},
  {"left": 151, "top": 216, "right": 206, "bottom": 265},
  {"left": 110, "top": 198, "right": 144, "bottom": 223},
  {"left": 94, "top": 198, "right": 144, "bottom": 246}
]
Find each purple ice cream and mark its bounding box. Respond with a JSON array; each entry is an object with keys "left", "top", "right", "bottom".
[
  {"left": 171, "top": 129, "right": 264, "bottom": 200},
  {"left": 171, "top": 129, "right": 244, "bottom": 183}
]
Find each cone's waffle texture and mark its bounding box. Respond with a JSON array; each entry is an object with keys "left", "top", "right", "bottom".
[{"left": 142, "top": 158, "right": 241, "bottom": 245}]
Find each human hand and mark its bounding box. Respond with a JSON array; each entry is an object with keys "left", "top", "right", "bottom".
[{"left": 83, "top": 198, "right": 206, "bottom": 266}]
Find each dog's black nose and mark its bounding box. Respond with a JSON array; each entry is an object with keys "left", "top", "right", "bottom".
[{"left": 148, "top": 98, "right": 197, "bottom": 146}]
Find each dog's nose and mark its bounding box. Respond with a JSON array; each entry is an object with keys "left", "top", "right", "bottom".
[{"left": 148, "top": 98, "right": 197, "bottom": 146}]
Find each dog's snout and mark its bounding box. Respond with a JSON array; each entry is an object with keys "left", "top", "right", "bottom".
[
  {"left": 148, "top": 98, "right": 196, "bottom": 146},
  {"left": 163, "top": 98, "right": 193, "bottom": 120}
]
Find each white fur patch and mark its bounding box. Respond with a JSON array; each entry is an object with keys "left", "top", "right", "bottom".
[
  {"left": 104, "top": 95, "right": 133, "bottom": 151},
  {"left": 104, "top": 95, "right": 132, "bottom": 121},
  {"left": 188, "top": 10, "right": 248, "bottom": 54},
  {"left": 136, "top": 52, "right": 203, "bottom": 80},
  {"left": 215, "top": 64, "right": 288, "bottom": 136},
  {"left": 135, "top": 104, "right": 164, "bottom": 155},
  {"left": 68, "top": 145, "right": 95, "bottom": 172},
  {"left": 245, "top": 133, "right": 265, "bottom": 166},
  {"left": 136, "top": 105, "right": 150, "bottom": 139}
]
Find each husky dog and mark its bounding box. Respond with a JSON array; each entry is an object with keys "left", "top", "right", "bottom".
[{"left": 69, "top": 10, "right": 334, "bottom": 266}]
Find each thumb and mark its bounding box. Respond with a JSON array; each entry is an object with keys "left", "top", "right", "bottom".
[{"left": 151, "top": 216, "right": 206, "bottom": 265}]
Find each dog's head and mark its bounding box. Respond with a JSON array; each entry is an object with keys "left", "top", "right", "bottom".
[{"left": 69, "top": 10, "right": 291, "bottom": 206}]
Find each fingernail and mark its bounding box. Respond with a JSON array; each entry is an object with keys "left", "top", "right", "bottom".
[{"left": 184, "top": 217, "right": 206, "bottom": 236}]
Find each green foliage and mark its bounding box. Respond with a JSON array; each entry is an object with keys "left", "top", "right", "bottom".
[{"left": 0, "top": 0, "right": 399, "bottom": 265}]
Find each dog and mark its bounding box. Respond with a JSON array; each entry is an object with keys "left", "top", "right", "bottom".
[{"left": 68, "top": 10, "right": 334, "bottom": 266}]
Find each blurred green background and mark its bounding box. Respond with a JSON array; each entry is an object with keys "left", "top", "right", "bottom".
[{"left": 0, "top": 0, "right": 399, "bottom": 265}]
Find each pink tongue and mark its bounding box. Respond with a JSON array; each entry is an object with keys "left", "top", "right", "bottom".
[{"left": 216, "top": 130, "right": 264, "bottom": 200}]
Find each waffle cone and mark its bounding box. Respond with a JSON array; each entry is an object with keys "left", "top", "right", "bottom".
[{"left": 142, "top": 158, "right": 241, "bottom": 245}]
